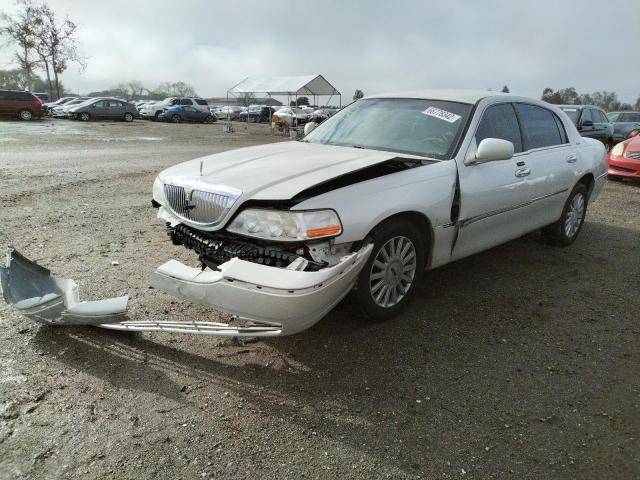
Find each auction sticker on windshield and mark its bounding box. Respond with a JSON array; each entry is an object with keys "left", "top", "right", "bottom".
[{"left": 422, "top": 106, "right": 461, "bottom": 123}]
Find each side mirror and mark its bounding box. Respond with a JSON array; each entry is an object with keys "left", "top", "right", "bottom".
[
  {"left": 474, "top": 138, "right": 514, "bottom": 163},
  {"left": 304, "top": 122, "right": 319, "bottom": 135}
]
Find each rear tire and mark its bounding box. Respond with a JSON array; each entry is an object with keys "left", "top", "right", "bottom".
[
  {"left": 542, "top": 183, "right": 588, "bottom": 246},
  {"left": 351, "top": 218, "right": 425, "bottom": 322},
  {"left": 124, "top": 112, "right": 134, "bottom": 122},
  {"left": 18, "top": 109, "right": 33, "bottom": 121}
]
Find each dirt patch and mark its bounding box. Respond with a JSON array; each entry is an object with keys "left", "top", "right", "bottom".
[{"left": 0, "top": 118, "right": 639, "bottom": 479}]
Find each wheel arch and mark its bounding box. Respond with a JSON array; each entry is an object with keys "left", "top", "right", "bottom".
[
  {"left": 578, "top": 173, "right": 595, "bottom": 199},
  {"left": 363, "top": 210, "right": 434, "bottom": 268}
]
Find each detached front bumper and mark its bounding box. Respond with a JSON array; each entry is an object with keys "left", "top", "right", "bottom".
[
  {"left": 151, "top": 243, "right": 373, "bottom": 335},
  {"left": 1, "top": 244, "right": 372, "bottom": 337}
]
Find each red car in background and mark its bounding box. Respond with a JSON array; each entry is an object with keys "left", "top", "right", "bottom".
[
  {"left": 0, "top": 89, "right": 44, "bottom": 121},
  {"left": 608, "top": 132, "right": 640, "bottom": 180}
]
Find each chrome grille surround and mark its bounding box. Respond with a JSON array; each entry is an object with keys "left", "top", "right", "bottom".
[
  {"left": 624, "top": 150, "right": 640, "bottom": 160},
  {"left": 163, "top": 184, "right": 240, "bottom": 227}
]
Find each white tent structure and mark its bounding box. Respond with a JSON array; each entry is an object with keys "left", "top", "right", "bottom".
[{"left": 226, "top": 75, "right": 341, "bottom": 108}]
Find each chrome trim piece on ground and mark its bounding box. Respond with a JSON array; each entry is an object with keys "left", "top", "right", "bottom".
[{"left": 459, "top": 189, "right": 568, "bottom": 228}]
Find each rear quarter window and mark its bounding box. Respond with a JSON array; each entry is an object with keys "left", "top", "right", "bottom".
[
  {"left": 195, "top": 99, "right": 208, "bottom": 106},
  {"left": 515, "top": 103, "right": 563, "bottom": 150}
]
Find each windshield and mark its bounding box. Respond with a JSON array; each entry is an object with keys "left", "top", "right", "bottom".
[
  {"left": 304, "top": 98, "right": 472, "bottom": 159},
  {"left": 560, "top": 107, "right": 580, "bottom": 123}
]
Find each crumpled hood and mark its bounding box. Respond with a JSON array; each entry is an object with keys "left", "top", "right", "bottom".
[{"left": 158, "top": 141, "right": 420, "bottom": 201}]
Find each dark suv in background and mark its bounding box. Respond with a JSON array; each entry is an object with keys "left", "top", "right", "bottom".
[
  {"left": 0, "top": 89, "right": 44, "bottom": 121},
  {"left": 559, "top": 105, "right": 614, "bottom": 149}
]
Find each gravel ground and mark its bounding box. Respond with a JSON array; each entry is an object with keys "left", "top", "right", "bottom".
[{"left": 0, "top": 118, "right": 639, "bottom": 480}]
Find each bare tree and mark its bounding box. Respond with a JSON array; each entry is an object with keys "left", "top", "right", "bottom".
[
  {"left": 154, "top": 81, "right": 198, "bottom": 98},
  {"left": 501, "top": 85, "right": 510, "bottom": 93},
  {"left": 127, "top": 80, "right": 144, "bottom": 100},
  {"left": 1, "top": 1, "right": 85, "bottom": 99},
  {"left": 0, "top": 0, "right": 40, "bottom": 88},
  {"left": 353, "top": 89, "right": 364, "bottom": 100},
  {"left": 33, "top": 3, "right": 86, "bottom": 99}
]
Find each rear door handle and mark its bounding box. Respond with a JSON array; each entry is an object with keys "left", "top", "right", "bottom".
[
  {"left": 515, "top": 168, "right": 531, "bottom": 178},
  {"left": 566, "top": 154, "right": 578, "bottom": 163}
]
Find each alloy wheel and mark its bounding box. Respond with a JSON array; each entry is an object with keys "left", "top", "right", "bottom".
[
  {"left": 19, "top": 110, "right": 32, "bottom": 121},
  {"left": 369, "top": 236, "right": 417, "bottom": 308},
  {"left": 564, "top": 192, "right": 585, "bottom": 238}
]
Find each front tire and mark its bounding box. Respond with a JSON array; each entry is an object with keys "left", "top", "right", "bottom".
[
  {"left": 18, "top": 109, "right": 33, "bottom": 121},
  {"left": 542, "top": 183, "right": 588, "bottom": 246},
  {"left": 79, "top": 112, "right": 90, "bottom": 121},
  {"left": 352, "top": 218, "right": 425, "bottom": 321},
  {"left": 171, "top": 114, "right": 181, "bottom": 123}
]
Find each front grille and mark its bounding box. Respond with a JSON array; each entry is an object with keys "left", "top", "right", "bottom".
[
  {"left": 164, "top": 184, "right": 238, "bottom": 226},
  {"left": 624, "top": 150, "right": 640, "bottom": 160}
]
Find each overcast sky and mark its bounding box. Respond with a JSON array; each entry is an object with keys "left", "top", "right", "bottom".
[{"left": 0, "top": 0, "right": 638, "bottom": 104}]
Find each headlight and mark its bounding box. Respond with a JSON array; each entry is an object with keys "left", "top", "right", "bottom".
[
  {"left": 152, "top": 176, "right": 165, "bottom": 205},
  {"left": 227, "top": 209, "right": 342, "bottom": 242},
  {"left": 611, "top": 142, "right": 625, "bottom": 156}
]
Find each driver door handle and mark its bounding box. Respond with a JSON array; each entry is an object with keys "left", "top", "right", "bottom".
[
  {"left": 566, "top": 154, "right": 578, "bottom": 163},
  {"left": 515, "top": 168, "right": 531, "bottom": 178}
]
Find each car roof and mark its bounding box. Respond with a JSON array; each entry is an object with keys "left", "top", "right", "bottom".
[
  {"left": 558, "top": 104, "right": 604, "bottom": 110},
  {"left": 363, "top": 89, "right": 511, "bottom": 104}
]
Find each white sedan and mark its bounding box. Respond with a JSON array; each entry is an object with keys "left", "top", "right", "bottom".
[{"left": 1, "top": 90, "right": 607, "bottom": 337}]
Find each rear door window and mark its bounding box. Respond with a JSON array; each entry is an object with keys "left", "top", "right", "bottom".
[
  {"left": 475, "top": 103, "right": 523, "bottom": 153},
  {"left": 514, "top": 103, "right": 563, "bottom": 150},
  {"left": 180, "top": 99, "right": 193, "bottom": 105}
]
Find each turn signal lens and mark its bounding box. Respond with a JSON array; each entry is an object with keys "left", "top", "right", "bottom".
[{"left": 307, "top": 225, "right": 341, "bottom": 238}]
